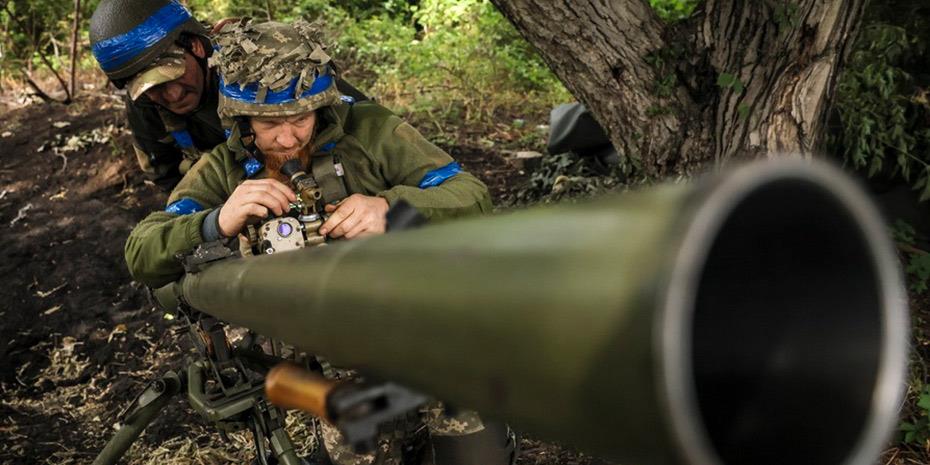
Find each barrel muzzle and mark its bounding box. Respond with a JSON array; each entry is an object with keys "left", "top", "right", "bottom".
[{"left": 657, "top": 160, "right": 907, "bottom": 465}]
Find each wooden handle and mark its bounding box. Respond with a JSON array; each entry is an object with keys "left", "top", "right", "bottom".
[{"left": 265, "top": 362, "right": 338, "bottom": 420}]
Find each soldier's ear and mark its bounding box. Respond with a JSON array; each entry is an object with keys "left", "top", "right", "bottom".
[{"left": 190, "top": 38, "right": 207, "bottom": 59}]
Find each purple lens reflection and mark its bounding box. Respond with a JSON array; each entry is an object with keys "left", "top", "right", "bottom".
[{"left": 277, "top": 222, "right": 293, "bottom": 238}]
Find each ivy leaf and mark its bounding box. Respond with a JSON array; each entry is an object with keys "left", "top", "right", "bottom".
[
  {"left": 918, "top": 390, "right": 930, "bottom": 412},
  {"left": 717, "top": 72, "right": 745, "bottom": 93},
  {"left": 737, "top": 103, "right": 751, "bottom": 120}
]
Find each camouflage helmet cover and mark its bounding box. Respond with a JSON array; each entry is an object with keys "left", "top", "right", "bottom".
[
  {"left": 89, "top": 0, "right": 208, "bottom": 81},
  {"left": 211, "top": 19, "right": 341, "bottom": 126}
]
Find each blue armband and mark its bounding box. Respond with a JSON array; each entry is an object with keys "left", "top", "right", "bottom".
[
  {"left": 418, "top": 162, "right": 462, "bottom": 188},
  {"left": 171, "top": 130, "right": 194, "bottom": 149},
  {"left": 165, "top": 198, "right": 205, "bottom": 215}
]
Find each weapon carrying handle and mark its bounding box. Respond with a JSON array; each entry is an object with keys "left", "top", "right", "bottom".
[{"left": 265, "top": 362, "right": 338, "bottom": 421}]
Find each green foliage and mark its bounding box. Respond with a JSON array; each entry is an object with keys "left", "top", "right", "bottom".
[
  {"left": 901, "top": 384, "right": 930, "bottom": 445},
  {"left": 770, "top": 1, "right": 801, "bottom": 33},
  {"left": 0, "top": 0, "right": 100, "bottom": 87},
  {"left": 890, "top": 220, "right": 930, "bottom": 293},
  {"left": 326, "top": 0, "right": 570, "bottom": 125},
  {"left": 716, "top": 72, "right": 745, "bottom": 94},
  {"left": 833, "top": 6, "right": 930, "bottom": 201},
  {"left": 648, "top": 0, "right": 698, "bottom": 22}
]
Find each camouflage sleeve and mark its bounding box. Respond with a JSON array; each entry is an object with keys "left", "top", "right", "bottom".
[
  {"left": 124, "top": 149, "right": 233, "bottom": 288},
  {"left": 372, "top": 118, "right": 492, "bottom": 221},
  {"left": 125, "top": 98, "right": 184, "bottom": 188}
]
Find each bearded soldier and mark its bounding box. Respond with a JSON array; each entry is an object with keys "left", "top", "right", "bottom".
[
  {"left": 124, "top": 19, "right": 515, "bottom": 465},
  {"left": 89, "top": 0, "right": 364, "bottom": 189}
]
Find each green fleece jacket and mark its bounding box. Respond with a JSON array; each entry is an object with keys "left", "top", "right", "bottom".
[{"left": 125, "top": 101, "right": 492, "bottom": 288}]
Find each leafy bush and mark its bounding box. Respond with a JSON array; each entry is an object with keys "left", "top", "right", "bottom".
[
  {"left": 648, "top": 0, "right": 698, "bottom": 22},
  {"left": 891, "top": 220, "right": 930, "bottom": 293},
  {"left": 328, "top": 0, "right": 569, "bottom": 126},
  {"left": 0, "top": 0, "right": 100, "bottom": 89},
  {"left": 832, "top": 1, "right": 930, "bottom": 200},
  {"left": 834, "top": 24, "right": 930, "bottom": 199}
]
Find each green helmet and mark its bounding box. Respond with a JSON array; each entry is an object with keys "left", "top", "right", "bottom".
[
  {"left": 212, "top": 19, "right": 342, "bottom": 128},
  {"left": 89, "top": 0, "right": 208, "bottom": 82}
]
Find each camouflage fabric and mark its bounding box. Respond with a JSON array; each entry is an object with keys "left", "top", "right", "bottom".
[
  {"left": 320, "top": 422, "right": 407, "bottom": 465},
  {"left": 319, "top": 401, "right": 485, "bottom": 465},
  {"left": 127, "top": 45, "right": 187, "bottom": 101},
  {"left": 210, "top": 19, "right": 341, "bottom": 126},
  {"left": 421, "top": 402, "right": 485, "bottom": 436}
]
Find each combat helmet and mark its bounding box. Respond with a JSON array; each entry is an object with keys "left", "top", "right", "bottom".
[
  {"left": 89, "top": 0, "right": 208, "bottom": 82},
  {"left": 211, "top": 19, "right": 342, "bottom": 157}
]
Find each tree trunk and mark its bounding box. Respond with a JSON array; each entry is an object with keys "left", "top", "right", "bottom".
[
  {"left": 490, "top": 0, "right": 867, "bottom": 177},
  {"left": 69, "top": 0, "right": 81, "bottom": 98}
]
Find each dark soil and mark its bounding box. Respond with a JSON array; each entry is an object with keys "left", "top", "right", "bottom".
[{"left": 0, "top": 94, "right": 589, "bottom": 465}]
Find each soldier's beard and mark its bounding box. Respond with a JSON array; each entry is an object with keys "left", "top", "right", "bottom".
[{"left": 264, "top": 146, "right": 312, "bottom": 183}]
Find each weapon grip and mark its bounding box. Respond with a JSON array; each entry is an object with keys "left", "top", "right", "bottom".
[{"left": 265, "top": 362, "right": 337, "bottom": 421}]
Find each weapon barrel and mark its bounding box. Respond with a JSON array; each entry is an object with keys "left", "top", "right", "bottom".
[{"left": 158, "top": 160, "right": 908, "bottom": 465}]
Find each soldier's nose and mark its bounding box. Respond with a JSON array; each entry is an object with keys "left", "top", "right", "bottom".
[
  {"left": 161, "top": 82, "right": 184, "bottom": 103},
  {"left": 276, "top": 129, "right": 298, "bottom": 149}
]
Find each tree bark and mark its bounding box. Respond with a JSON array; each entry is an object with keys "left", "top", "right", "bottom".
[{"left": 490, "top": 0, "right": 867, "bottom": 176}]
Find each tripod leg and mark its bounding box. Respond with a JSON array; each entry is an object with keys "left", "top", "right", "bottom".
[
  {"left": 269, "top": 416, "right": 303, "bottom": 465},
  {"left": 92, "top": 372, "right": 183, "bottom": 465},
  {"left": 252, "top": 401, "right": 304, "bottom": 465}
]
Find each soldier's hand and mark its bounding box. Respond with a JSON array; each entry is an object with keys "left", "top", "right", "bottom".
[
  {"left": 320, "top": 194, "right": 389, "bottom": 239},
  {"left": 218, "top": 179, "right": 296, "bottom": 237}
]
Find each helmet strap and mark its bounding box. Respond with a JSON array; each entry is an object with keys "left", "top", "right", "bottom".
[{"left": 236, "top": 116, "right": 264, "bottom": 163}]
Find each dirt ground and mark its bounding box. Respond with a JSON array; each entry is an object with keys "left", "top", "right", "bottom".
[{"left": 0, "top": 94, "right": 603, "bottom": 465}]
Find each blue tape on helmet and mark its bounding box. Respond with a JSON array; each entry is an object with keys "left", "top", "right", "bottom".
[
  {"left": 219, "top": 71, "right": 334, "bottom": 105},
  {"left": 418, "top": 162, "right": 462, "bottom": 188},
  {"left": 242, "top": 157, "right": 263, "bottom": 178},
  {"left": 165, "top": 197, "right": 204, "bottom": 215},
  {"left": 92, "top": 1, "right": 192, "bottom": 72},
  {"left": 171, "top": 130, "right": 194, "bottom": 149}
]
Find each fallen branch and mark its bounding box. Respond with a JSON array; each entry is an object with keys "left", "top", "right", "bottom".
[
  {"left": 24, "top": 75, "right": 68, "bottom": 104},
  {"left": 56, "top": 152, "right": 68, "bottom": 173},
  {"left": 35, "top": 283, "right": 68, "bottom": 298},
  {"left": 10, "top": 203, "right": 33, "bottom": 226}
]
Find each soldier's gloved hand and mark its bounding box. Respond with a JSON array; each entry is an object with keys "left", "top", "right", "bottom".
[
  {"left": 320, "top": 194, "right": 389, "bottom": 239},
  {"left": 218, "top": 179, "right": 296, "bottom": 237}
]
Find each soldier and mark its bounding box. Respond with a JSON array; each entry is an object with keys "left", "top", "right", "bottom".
[
  {"left": 124, "top": 19, "right": 515, "bottom": 465},
  {"left": 88, "top": 0, "right": 364, "bottom": 189}
]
